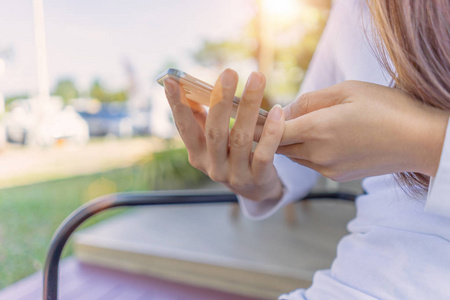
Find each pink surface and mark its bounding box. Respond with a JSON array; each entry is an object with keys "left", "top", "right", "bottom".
[{"left": 0, "top": 258, "right": 262, "bottom": 300}]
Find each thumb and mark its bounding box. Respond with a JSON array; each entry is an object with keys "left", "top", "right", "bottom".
[{"left": 283, "top": 84, "right": 346, "bottom": 120}]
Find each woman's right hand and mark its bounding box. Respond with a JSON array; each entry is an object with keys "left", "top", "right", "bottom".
[
  {"left": 278, "top": 81, "right": 449, "bottom": 181},
  {"left": 164, "top": 69, "right": 285, "bottom": 203}
]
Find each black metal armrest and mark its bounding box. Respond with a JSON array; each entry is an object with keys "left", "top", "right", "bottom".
[{"left": 43, "top": 189, "right": 356, "bottom": 300}]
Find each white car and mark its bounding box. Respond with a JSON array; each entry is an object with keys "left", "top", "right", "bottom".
[{"left": 4, "top": 97, "right": 89, "bottom": 146}]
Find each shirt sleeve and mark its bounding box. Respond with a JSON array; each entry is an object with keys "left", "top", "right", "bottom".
[
  {"left": 425, "top": 117, "right": 450, "bottom": 218},
  {"left": 238, "top": 155, "right": 319, "bottom": 220}
]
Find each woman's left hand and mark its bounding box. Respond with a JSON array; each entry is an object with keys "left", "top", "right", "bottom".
[
  {"left": 164, "top": 70, "right": 285, "bottom": 203},
  {"left": 278, "top": 81, "right": 449, "bottom": 181}
]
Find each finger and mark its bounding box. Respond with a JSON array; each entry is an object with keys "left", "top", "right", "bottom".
[
  {"left": 229, "top": 72, "right": 266, "bottom": 175},
  {"left": 188, "top": 100, "right": 207, "bottom": 132},
  {"left": 283, "top": 84, "right": 346, "bottom": 120},
  {"left": 205, "top": 69, "right": 238, "bottom": 173},
  {"left": 281, "top": 103, "right": 348, "bottom": 146},
  {"left": 253, "top": 123, "right": 264, "bottom": 142},
  {"left": 252, "top": 104, "right": 284, "bottom": 177},
  {"left": 279, "top": 112, "right": 316, "bottom": 145},
  {"left": 164, "top": 78, "right": 206, "bottom": 157}
]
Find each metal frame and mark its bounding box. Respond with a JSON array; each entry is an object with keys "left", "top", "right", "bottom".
[{"left": 43, "top": 189, "right": 356, "bottom": 300}]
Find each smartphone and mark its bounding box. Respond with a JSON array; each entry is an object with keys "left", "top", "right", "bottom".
[{"left": 157, "top": 68, "right": 268, "bottom": 125}]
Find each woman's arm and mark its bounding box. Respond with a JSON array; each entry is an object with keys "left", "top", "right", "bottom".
[{"left": 279, "top": 80, "right": 449, "bottom": 181}]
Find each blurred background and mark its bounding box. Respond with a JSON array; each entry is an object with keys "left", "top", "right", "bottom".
[{"left": 0, "top": 0, "right": 332, "bottom": 292}]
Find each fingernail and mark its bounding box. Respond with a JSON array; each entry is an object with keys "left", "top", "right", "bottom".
[
  {"left": 247, "top": 72, "right": 263, "bottom": 90},
  {"left": 221, "top": 69, "right": 236, "bottom": 88},
  {"left": 268, "top": 104, "right": 283, "bottom": 121},
  {"left": 164, "top": 78, "right": 176, "bottom": 95}
]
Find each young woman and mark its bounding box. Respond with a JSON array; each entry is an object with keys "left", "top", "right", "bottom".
[{"left": 164, "top": 0, "right": 450, "bottom": 298}]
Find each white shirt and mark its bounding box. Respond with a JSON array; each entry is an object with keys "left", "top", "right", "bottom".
[{"left": 238, "top": 0, "right": 450, "bottom": 299}]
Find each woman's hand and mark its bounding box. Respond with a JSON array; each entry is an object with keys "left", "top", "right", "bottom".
[
  {"left": 278, "top": 81, "right": 449, "bottom": 181},
  {"left": 164, "top": 69, "right": 285, "bottom": 202}
]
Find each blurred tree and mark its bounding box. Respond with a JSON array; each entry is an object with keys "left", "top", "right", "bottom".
[
  {"left": 194, "top": 40, "right": 253, "bottom": 70},
  {"left": 90, "top": 79, "right": 128, "bottom": 102},
  {"left": 109, "top": 90, "right": 128, "bottom": 102},
  {"left": 4, "top": 94, "right": 28, "bottom": 112},
  {"left": 52, "top": 78, "right": 79, "bottom": 104},
  {"left": 90, "top": 79, "right": 106, "bottom": 101},
  {"left": 193, "top": 0, "right": 331, "bottom": 107},
  {"left": 5, "top": 94, "right": 29, "bottom": 103}
]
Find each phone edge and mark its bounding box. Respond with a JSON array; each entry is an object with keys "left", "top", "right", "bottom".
[{"left": 156, "top": 68, "right": 268, "bottom": 119}]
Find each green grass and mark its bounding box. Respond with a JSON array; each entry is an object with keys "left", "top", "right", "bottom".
[{"left": 0, "top": 147, "right": 208, "bottom": 289}]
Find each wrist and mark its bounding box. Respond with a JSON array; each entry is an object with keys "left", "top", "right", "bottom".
[
  {"left": 227, "top": 177, "right": 285, "bottom": 203},
  {"left": 413, "top": 107, "right": 449, "bottom": 177},
  {"left": 261, "top": 179, "right": 285, "bottom": 202}
]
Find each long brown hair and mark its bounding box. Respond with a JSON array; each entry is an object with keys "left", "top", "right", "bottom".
[{"left": 368, "top": 0, "right": 450, "bottom": 195}]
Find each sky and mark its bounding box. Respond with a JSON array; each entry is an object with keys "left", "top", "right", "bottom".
[{"left": 0, "top": 0, "right": 254, "bottom": 96}]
